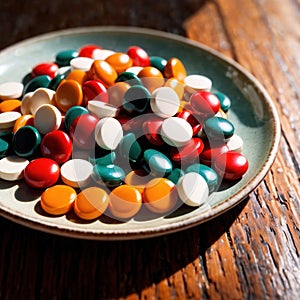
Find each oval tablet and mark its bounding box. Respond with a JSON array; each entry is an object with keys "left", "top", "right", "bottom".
[
  {"left": 88, "top": 100, "right": 119, "bottom": 118},
  {"left": 0, "top": 155, "right": 29, "bottom": 181},
  {"left": 30, "top": 87, "right": 55, "bottom": 115},
  {"left": 0, "top": 81, "right": 24, "bottom": 100},
  {"left": 184, "top": 74, "right": 212, "bottom": 93},
  {"left": 226, "top": 134, "right": 244, "bottom": 153},
  {"left": 0, "top": 111, "right": 21, "bottom": 129},
  {"left": 177, "top": 172, "right": 209, "bottom": 207},
  {"left": 70, "top": 57, "right": 94, "bottom": 71}
]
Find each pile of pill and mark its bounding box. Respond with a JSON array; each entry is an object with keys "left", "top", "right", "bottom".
[{"left": 0, "top": 44, "right": 248, "bottom": 221}]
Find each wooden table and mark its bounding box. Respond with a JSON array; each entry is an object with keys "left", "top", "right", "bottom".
[{"left": 0, "top": 0, "right": 299, "bottom": 299}]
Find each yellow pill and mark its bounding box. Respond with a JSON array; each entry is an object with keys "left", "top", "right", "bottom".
[
  {"left": 164, "top": 58, "right": 187, "bottom": 82},
  {"left": 66, "top": 69, "right": 88, "bottom": 86},
  {"left": 41, "top": 184, "right": 77, "bottom": 215},
  {"left": 105, "top": 52, "right": 133, "bottom": 74},
  {"left": 88, "top": 60, "right": 118, "bottom": 87},
  {"left": 0, "top": 99, "right": 22, "bottom": 113},
  {"left": 74, "top": 186, "right": 109, "bottom": 220},
  {"left": 55, "top": 79, "right": 83, "bottom": 112},
  {"left": 143, "top": 178, "right": 178, "bottom": 214},
  {"left": 109, "top": 184, "right": 142, "bottom": 219},
  {"left": 164, "top": 78, "right": 185, "bottom": 100},
  {"left": 13, "top": 114, "right": 34, "bottom": 133}
]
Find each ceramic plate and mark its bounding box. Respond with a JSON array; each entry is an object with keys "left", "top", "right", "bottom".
[{"left": 0, "top": 27, "right": 280, "bottom": 240}]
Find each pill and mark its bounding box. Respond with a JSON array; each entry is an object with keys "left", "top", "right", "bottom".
[
  {"left": 0, "top": 81, "right": 24, "bottom": 100},
  {"left": 164, "top": 58, "right": 187, "bottom": 82},
  {"left": 142, "top": 116, "right": 164, "bottom": 146},
  {"left": 55, "top": 49, "right": 78, "bottom": 67},
  {"left": 70, "top": 57, "right": 94, "bottom": 71},
  {"left": 164, "top": 77, "right": 185, "bottom": 100},
  {"left": 64, "top": 105, "right": 89, "bottom": 131},
  {"left": 150, "top": 56, "right": 167, "bottom": 73},
  {"left": 107, "top": 81, "right": 130, "bottom": 107},
  {"left": 176, "top": 109, "right": 202, "bottom": 136},
  {"left": 177, "top": 172, "right": 209, "bottom": 207},
  {"left": 41, "top": 185, "right": 76, "bottom": 215},
  {"left": 20, "top": 92, "right": 34, "bottom": 115},
  {"left": 0, "top": 111, "right": 22, "bottom": 129},
  {"left": 89, "top": 146, "right": 116, "bottom": 166},
  {"left": 115, "top": 71, "right": 142, "bottom": 86},
  {"left": 66, "top": 69, "right": 88, "bottom": 85},
  {"left": 214, "top": 91, "right": 231, "bottom": 112},
  {"left": 0, "top": 155, "right": 29, "bottom": 181},
  {"left": 226, "top": 134, "right": 244, "bottom": 153},
  {"left": 30, "top": 87, "right": 56, "bottom": 115},
  {"left": 105, "top": 52, "right": 133, "bottom": 74},
  {"left": 143, "top": 177, "right": 178, "bottom": 214},
  {"left": 0, "top": 99, "right": 22, "bottom": 113},
  {"left": 138, "top": 66, "right": 164, "bottom": 93},
  {"left": 13, "top": 114, "right": 34, "bottom": 133},
  {"left": 34, "top": 104, "right": 62, "bottom": 135},
  {"left": 124, "top": 169, "right": 152, "bottom": 193},
  {"left": 0, "top": 138, "right": 9, "bottom": 158},
  {"left": 74, "top": 186, "right": 109, "bottom": 220},
  {"left": 23, "top": 75, "right": 51, "bottom": 94},
  {"left": 60, "top": 159, "right": 93, "bottom": 188},
  {"left": 24, "top": 158, "right": 60, "bottom": 189},
  {"left": 150, "top": 86, "right": 180, "bottom": 118},
  {"left": 125, "top": 66, "right": 143, "bottom": 75},
  {"left": 87, "top": 100, "right": 119, "bottom": 118},
  {"left": 12, "top": 125, "right": 41, "bottom": 157},
  {"left": 92, "top": 164, "right": 125, "bottom": 187},
  {"left": 78, "top": 44, "right": 102, "bottom": 58},
  {"left": 161, "top": 117, "right": 193, "bottom": 147},
  {"left": 190, "top": 91, "right": 220, "bottom": 118},
  {"left": 199, "top": 140, "right": 229, "bottom": 166},
  {"left": 82, "top": 79, "right": 108, "bottom": 106},
  {"left": 94, "top": 117, "right": 123, "bottom": 150},
  {"left": 32, "top": 62, "right": 59, "bottom": 79},
  {"left": 92, "top": 49, "right": 115, "bottom": 60},
  {"left": 88, "top": 60, "right": 118, "bottom": 87},
  {"left": 184, "top": 74, "right": 212, "bottom": 93},
  {"left": 204, "top": 116, "right": 235, "bottom": 140},
  {"left": 167, "top": 168, "right": 185, "bottom": 184},
  {"left": 127, "top": 46, "right": 150, "bottom": 67}
]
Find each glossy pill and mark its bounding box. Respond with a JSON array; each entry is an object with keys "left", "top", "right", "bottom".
[
  {"left": 92, "top": 49, "right": 115, "bottom": 60},
  {"left": 124, "top": 169, "right": 152, "bottom": 193},
  {"left": 138, "top": 66, "right": 164, "bottom": 93},
  {"left": 30, "top": 87, "right": 55, "bottom": 115},
  {"left": 0, "top": 99, "right": 21, "bottom": 113},
  {"left": 0, "top": 155, "right": 29, "bottom": 181},
  {"left": 213, "top": 151, "right": 248, "bottom": 180},
  {"left": 150, "top": 56, "right": 167, "bottom": 73},
  {"left": 190, "top": 91, "right": 220, "bottom": 118},
  {"left": 32, "top": 62, "right": 59, "bottom": 79},
  {"left": 41, "top": 185, "right": 76, "bottom": 215},
  {"left": 123, "top": 85, "right": 151, "bottom": 114},
  {"left": 0, "top": 81, "right": 24, "bottom": 100},
  {"left": 115, "top": 71, "right": 142, "bottom": 86},
  {"left": 204, "top": 116, "right": 234, "bottom": 140},
  {"left": 199, "top": 140, "right": 229, "bottom": 165},
  {"left": 88, "top": 60, "right": 118, "bottom": 87},
  {"left": 143, "top": 177, "right": 178, "bottom": 214},
  {"left": 92, "top": 164, "right": 125, "bottom": 187},
  {"left": 214, "top": 91, "right": 231, "bottom": 112},
  {"left": 105, "top": 52, "right": 133, "bottom": 73},
  {"left": 64, "top": 105, "right": 89, "bottom": 131},
  {"left": 177, "top": 172, "right": 209, "bottom": 207},
  {"left": 127, "top": 46, "right": 150, "bottom": 67},
  {"left": 13, "top": 114, "right": 34, "bottom": 133},
  {"left": 74, "top": 187, "right": 109, "bottom": 220},
  {"left": 142, "top": 117, "right": 164, "bottom": 146},
  {"left": 0, "top": 139, "right": 9, "bottom": 158},
  {"left": 226, "top": 134, "right": 243, "bottom": 153},
  {"left": 164, "top": 58, "right": 187, "bottom": 82},
  {"left": 167, "top": 168, "right": 185, "bottom": 185},
  {"left": 107, "top": 81, "right": 130, "bottom": 107},
  {"left": 24, "top": 158, "right": 60, "bottom": 189},
  {"left": 55, "top": 49, "right": 78, "bottom": 67},
  {"left": 184, "top": 75, "right": 212, "bottom": 93},
  {"left": 70, "top": 57, "right": 94, "bottom": 71},
  {"left": 82, "top": 79, "right": 108, "bottom": 106},
  {"left": 23, "top": 75, "right": 51, "bottom": 94},
  {"left": 66, "top": 69, "right": 88, "bottom": 85},
  {"left": 118, "top": 132, "right": 143, "bottom": 164},
  {"left": 20, "top": 92, "right": 33, "bottom": 115},
  {"left": 78, "top": 44, "right": 102, "bottom": 58},
  {"left": 164, "top": 77, "right": 185, "bottom": 100}
]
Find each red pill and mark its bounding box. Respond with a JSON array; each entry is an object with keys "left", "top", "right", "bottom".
[
  {"left": 190, "top": 91, "right": 220, "bottom": 118},
  {"left": 82, "top": 79, "right": 108, "bottom": 106},
  {"left": 176, "top": 109, "right": 202, "bottom": 136},
  {"left": 142, "top": 117, "right": 164, "bottom": 146},
  {"left": 41, "top": 130, "right": 72, "bottom": 164},
  {"left": 127, "top": 46, "right": 150, "bottom": 67},
  {"left": 213, "top": 150, "right": 249, "bottom": 180},
  {"left": 170, "top": 137, "right": 204, "bottom": 164},
  {"left": 200, "top": 140, "right": 229, "bottom": 166},
  {"left": 78, "top": 44, "right": 102, "bottom": 58},
  {"left": 32, "top": 62, "right": 59, "bottom": 79},
  {"left": 69, "top": 114, "right": 99, "bottom": 150},
  {"left": 24, "top": 158, "right": 60, "bottom": 189}
]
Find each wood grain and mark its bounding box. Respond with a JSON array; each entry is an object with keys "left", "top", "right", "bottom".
[{"left": 0, "top": 0, "right": 299, "bottom": 299}]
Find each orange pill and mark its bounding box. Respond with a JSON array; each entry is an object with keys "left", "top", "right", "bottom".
[
  {"left": 88, "top": 60, "right": 118, "bottom": 87},
  {"left": 143, "top": 178, "right": 178, "bottom": 214},
  {"left": 13, "top": 114, "right": 34, "bottom": 133},
  {"left": 138, "top": 66, "right": 164, "bottom": 93},
  {"left": 164, "top": 77, "right": 185, "bottom": 100},
  {"left": 0, "top": 99, "right": 22, "bottom": 113},
  {"left": 105, "top": 52, "right": 133, "bottom": 74},
  {"left": 40, "top": 184, "right": 77, "bottom": 215},
  {"left": 109, "top": 184, "right": 142, "bottom": 219},
  {"left": 74, "top": 186, "right": 109, "bottom": 220},
  {"left": 164, "top": 58, "right": 187, "bottom": 82},
  {"left": 107, "top": 81, "right": 130, "bottom": 107},
  {"left": 66, "top": 69, "right": 88, "bottom": 85},
  {"left": 124, "top": 169, "right": 153, "bottom": 194},
  {"left": 55, "top": 79, "right": 83, "bottom": 112}
]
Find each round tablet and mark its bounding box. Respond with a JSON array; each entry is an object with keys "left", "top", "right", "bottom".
[
  {"left": 160, "top": 117, "right": 193, "bottom": 147},
  {"left": 60, "top": 159, "right": 93, "bottom": 188},
  {"left": 30, "top": 87, "right": 55, "bottom": 115},
  {"left": 150, "top": 86, "right": 180, "bottom": 118},
  {"left": 20, "top": 92, "right": 34, "bottom": 115},
  {"left": 70, "top": 57, "right": 94, "bottom": 71},
  {"left": 34, "top": 104, "right": 62, "bottom": 135},
  {"left": 95, "top": 117, "right": 123, "bottom": 150},
  {"left": 184, "top": 74, "right": 212, "bottom": 93},
  {"left": 226, "top": 134, "right": 244, "bottom": 153},
  {"left": 92, "top": 49, "right": 115, "bottom": 60},
  {"left": 0, "top": 155, "right": 29, "bottom": 181},
  {"left": 177, "top": 172, "right": 209, "bottom": 207},
  {"left": 0, "top": 81, "right": 24, "bottom": 100},
  {"left": 87, "top": 100, "right": 119, "bottom": 118},
  {"left": 0, "top": 111, "right": 21, "bottom": 129}
]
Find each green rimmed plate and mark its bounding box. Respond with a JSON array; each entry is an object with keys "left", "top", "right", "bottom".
[{"left": 0, "top": 26, "right": 280, "bottom": 240}]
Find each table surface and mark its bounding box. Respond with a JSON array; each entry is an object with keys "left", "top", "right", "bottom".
[{"left": 0, "top": 0, "right": 299, "bottom": 299}]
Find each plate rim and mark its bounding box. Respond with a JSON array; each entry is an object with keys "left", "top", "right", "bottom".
[{"left": 0, "top": 26, "right": 281, "bottom": 240}]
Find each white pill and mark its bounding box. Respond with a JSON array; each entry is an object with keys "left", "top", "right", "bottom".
[
  {"left": 0, "top": 81, "right": 24, "bottom": 100},
  {"left": 125, "top": 66, "right": 143, "bottom": 75},
  {"left": 34, "top": 104, "right": 61, "bottom": 134},
  {"left": 95, "top": 117, "right": 123, "bottom": 150},
  {"left": 226, "top": 134, "right": 244, "bottom": 153},
  {"left": 92, "top": 49, "right": 115, "bottom": 60},
  {"left": 0, "top": 111, "right": 21, "bottom": 129},
  {"left": 177, "top": 172, "right": 209, "bottom": 207},
  {"left": 70, "top": 57, "right": 94, "bottom": 71},
  {"left": 57, "top": 66, "right": 71, "bottom": 75},
  {"left": 151, "top": 86, "right": 180, "bottom": 118},
  {"left": 21, "top": 92, "right": 34, "bottom": 115},
  {"left": 60, "top": 159, "right": 93, "bottom": 188},
  {"left": 184, "top": 75, "right": 212, "bottom": 93},
  {"left": 30, "top": 88, "right": 55, "bottom": 115},
  {"left": 161, "top": 117, "right": 193, "bottom": 147},
  {"left": 88, "top": 100, "right": 119, "bottom": 118},
  {"left": 0, "top": 155, "right": 29, "bottom": 181}
]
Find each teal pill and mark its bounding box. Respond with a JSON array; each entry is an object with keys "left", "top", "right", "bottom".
[
  {"left": 92, "top": 164, "right": 125, "bottom": 187},
  {"left": 117, "top": 132, "right": 142, "bottom": 163},
  {"left": 204, "top": 116, "right": 234, "bottom": 140},
  {"left": 123, "top": 85, "right": 151, "bottom": 114},
  {"left": 150, "top": 56, "right": 167, "bottom": 74},
  {"left": 167, "top": 168, "right": 184, "bottom": 184},
  {"left": 55, "top": 49, "right": 78, "bottom": 67},
  {"left": 143, "top": 149, "right": 173, "bottom": 177},
  {"left": 12, "top": 126, "right": 41, "bottom": 158},
  {"left": 115, "top": 72, "right": 142, "bottom": 86},
  {"left": 214, "top": 92, "right": 231, "bottom": 113},
  {"left": 89, "top": 146, "right": 116, "bottom": 166},
  {"left": 23, "top": 75, "right": 51, "bottom": 94},
  {"left": 48, "top": 73, "right": 66, "bottom": 90},
  {"left": 0, "top": 138, "right": 9, "bottom": 158},
  {"left": 64, "top": 106, "right": 89, "bottom": 130},
  {"left": 186, "top": 163, "right": 218, "bottom": 193}
]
